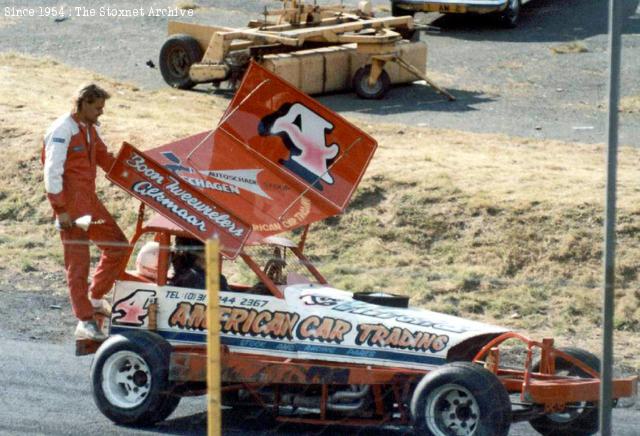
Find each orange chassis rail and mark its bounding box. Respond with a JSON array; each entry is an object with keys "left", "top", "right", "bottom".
[
  {"left": 472, "top": 332, "right": 637, "bottom": 412},
  {"left": 165, "top": 332, "right": 637, "bottom": 426}
]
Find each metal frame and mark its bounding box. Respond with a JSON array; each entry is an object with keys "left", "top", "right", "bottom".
[{"left": 77, "top": 204, "right": 637, "bottom": 428}]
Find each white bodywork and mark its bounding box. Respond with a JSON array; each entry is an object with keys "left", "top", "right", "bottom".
[{"left": 110, "top": 281, "right": 507, "bottom": 370}]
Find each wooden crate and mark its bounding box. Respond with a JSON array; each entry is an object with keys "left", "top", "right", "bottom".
[{"left": 260, "top": 41, "right": 427, "bottom": 95}]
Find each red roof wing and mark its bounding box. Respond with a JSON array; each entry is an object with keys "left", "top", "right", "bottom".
[{"left": 112, "top": 61, "right": 377, "bottom": 252}]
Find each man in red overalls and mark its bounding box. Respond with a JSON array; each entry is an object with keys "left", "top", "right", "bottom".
[{"left": 42, "top": 84, "right": 129, "bottom": 341}]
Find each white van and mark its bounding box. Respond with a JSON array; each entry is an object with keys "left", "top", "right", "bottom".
[{"left": 391, "top": 0, "right": 527, "bottom": 27}]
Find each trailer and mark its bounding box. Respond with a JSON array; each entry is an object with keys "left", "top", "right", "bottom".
[
  {"left": 158, "top": 0, "right": 454, "bottom": 100},
  {"left": 81, "top": 62, "right": 635, "bottom": 434}
]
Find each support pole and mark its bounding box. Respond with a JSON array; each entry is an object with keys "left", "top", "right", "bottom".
[
  {"left": 600, "top": 0, "right": 623, "bottom": 434},
  {"left": 206, "top": 238, "right": 221, "bottom": 436}
]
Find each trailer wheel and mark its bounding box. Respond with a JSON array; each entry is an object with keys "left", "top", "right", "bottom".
[
  {"left": 91, "top": 331, "right": 180, "bottom": 425},
  {"left": 159, "top": 34, "right": 203, "bottom": 89},
  {"left": 498, "top": 0, "right": 521, "bottom": 28},
  {"left": 529, "top": 347, "right": 599, "bottom": 436},
  {"left": 411, "top": 362, "right": 511, "bottom": 436},
  {"left": 353, "top": 65, "right": 391, "bottom": 99}
]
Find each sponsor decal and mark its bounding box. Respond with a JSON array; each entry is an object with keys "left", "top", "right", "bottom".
[
  {"left": 125, "top": 152, "right": 246, "bottom": 238},
  {"left": 161, "top": 151, "right": 194, "bottom": 174},
  {"left": 220, "top": 307, "right": 299, "bottom": 339},
  {"left": 166, "top": 303, "right": 351, "bottom": 344},
  {"left": 112, "top": 289, "right": 156, "bottom": 326},
  {"left": 259, "top": 102, "right": 339, "bottom": 191},
  {"left": 201, "top": 169, "right": 270, "bottom": 199},
  {"left": 252, "top": 196, "right": 311, "bottom": 232},
  {"left": 296, "top": 316, "right": 352, "bottom": 344},
  {"left": 169, "top": 302, "right": 207, "bottom": 330},
  {"left": 300, "top": 294, "right": 340, "bottom": 306},
  {"left": 52, "top": 137, "right": 66, "bottom": 144},
  {"left": 161, "top": 152, "right": 271, "bottom": 198},
  {"left": 332, "top": 301, "right": 469, "bottom": 334},
  {"left": 355, "top": 323, "right": 449, "bottom": 353}
]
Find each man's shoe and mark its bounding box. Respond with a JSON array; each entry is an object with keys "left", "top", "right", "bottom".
[
  {"left": 75, "top": 319, "right": 106, "bottom": 341},
  {"left": 91, "top": 298, "right": 112, "bottom": 317}
]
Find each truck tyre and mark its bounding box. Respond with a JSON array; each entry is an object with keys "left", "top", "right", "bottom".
[
  {"left": 529, "top": 347, "right": 600, "bottom": 436},
  {"left": 91, "top": 331, "right": 180, "bottom": 425},
  {"left": 411, "top": 362, "right": 511, "bottom": 436},
  {"left": 353, "top": 65, "right": 391, "bottom": 99},
  {"left": 391, "top": 3, "right": 415, "bottom": 17},
  {"left": 499, "top": 0, "right": 521, "bottom": 28},
  {"left": 159, "top": 34, "right": 203, "bottom": 89}
]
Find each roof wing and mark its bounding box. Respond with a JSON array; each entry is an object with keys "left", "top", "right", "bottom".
[{"left": 145, "top": 61, "right": 377, "bottom": 243}]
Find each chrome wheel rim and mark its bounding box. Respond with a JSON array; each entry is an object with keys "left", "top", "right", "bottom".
[
  {"left": 426, "top": 383, "right": 480, "bottom": 436},
  {"left": 101, "top": 350, "right": 152, "bottom": 409}
]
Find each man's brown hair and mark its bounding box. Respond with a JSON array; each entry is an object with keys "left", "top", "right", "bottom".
[{"left": 73, "top": 83, "right": 110, "bottom": 112}]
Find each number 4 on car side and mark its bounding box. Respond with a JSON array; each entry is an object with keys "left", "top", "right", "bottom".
[{"left": 79, "top": 62, "right": 637, "bottom": 435}]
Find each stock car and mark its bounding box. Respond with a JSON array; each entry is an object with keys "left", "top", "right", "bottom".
[{"left": 79, "top": 62, "right": 636, "bottom": 435}]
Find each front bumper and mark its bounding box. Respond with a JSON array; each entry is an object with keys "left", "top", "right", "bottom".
[{"left": 393, "top": 0, "right": 509, "bottom": 14}]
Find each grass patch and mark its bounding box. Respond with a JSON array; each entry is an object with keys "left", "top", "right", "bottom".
[
  {"left": 550, "top": 42, "right": 589, "bottom": 54},
  {"left": 176, "top": 1, "right": 199, "bottom": 10},
  {"left": 620, "top": 95, "right": 640, "bottom": 114}
]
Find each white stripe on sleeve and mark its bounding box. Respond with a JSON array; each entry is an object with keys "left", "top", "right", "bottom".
[{"left": 43, "top": 121, "right": 72, "bottom": 194}]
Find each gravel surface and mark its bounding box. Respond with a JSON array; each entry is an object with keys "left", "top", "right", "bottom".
[{"left": 1, "top": 0, "right": 639, "bottom": 145}]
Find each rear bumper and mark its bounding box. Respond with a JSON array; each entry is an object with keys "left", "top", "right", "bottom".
[{"left": 393, "top": 0, "right": 508, "bottom": 14}]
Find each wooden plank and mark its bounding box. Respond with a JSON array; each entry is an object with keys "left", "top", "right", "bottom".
[
  {"left": 168, "top": 21, "right": 233, "bottom": 53},
  {"left": 278, "top": 16, "right": 413, "bottom": 38}
]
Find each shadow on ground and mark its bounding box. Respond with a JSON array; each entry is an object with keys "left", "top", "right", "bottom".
[
  {"left": 195, "top": 83, "right": 491, "bottom": 116},
  {"left": 145, "top": 408, "right": 410, "bottom": 435},
  {"left": 320, "top": 85, "right": 493, "bottom": 115}
]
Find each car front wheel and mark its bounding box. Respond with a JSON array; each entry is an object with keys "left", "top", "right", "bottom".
[
  {"left": 411, "top": 362, "right": 512, "bottom": 436},
  {"left": 91, "top": 331, "right": 180, "bottom": 425}
]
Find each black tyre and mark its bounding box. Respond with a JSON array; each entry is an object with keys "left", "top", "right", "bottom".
[
  {"left": 353, "top": 291, "right": 409, "bottom": 308},
  {"left": 391, "top": 3, "right": 415, "bottom": 17},
  {"left": 411, "top": 362, "right": 512, "bottom": 436},
  {"left": 499, "top": 0, "right": 521, "bottom": 28},
  {"left": 623, "top": 0, "right": 640, "bottom": 17},
  {"left": 91, "top": 331, "right": 180, "bottom": 425},
  {"left": 159, "top": 34, "right": 203, "bottom": 89},
  {"left": 529, "top": 347, "right": 600, "bottom": 436},
  {"left": 353, "top": 65, "right": 391, "bottom": 100}
]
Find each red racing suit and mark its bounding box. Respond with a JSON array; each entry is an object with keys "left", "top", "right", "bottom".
[{"left": 42, "top": 113, "right": 129, "bottom": 321}]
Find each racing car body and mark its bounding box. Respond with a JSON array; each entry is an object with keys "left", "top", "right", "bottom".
[
  {"left": 83, "top": 62, "right": 637, "bottom": 435},
  {"left": 109, "top": 234, "right": 508, "bottom": 372}
]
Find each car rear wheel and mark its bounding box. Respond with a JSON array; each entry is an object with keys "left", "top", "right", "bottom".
[
  {"left": 411, "top": 362, "right": 511, "bottom": 436},
  {"left": 529, "top": 347, "right": 599, "bottom": 436},
  {"left": 91, "top": 331, "right": 180, "bottom": 425}
]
